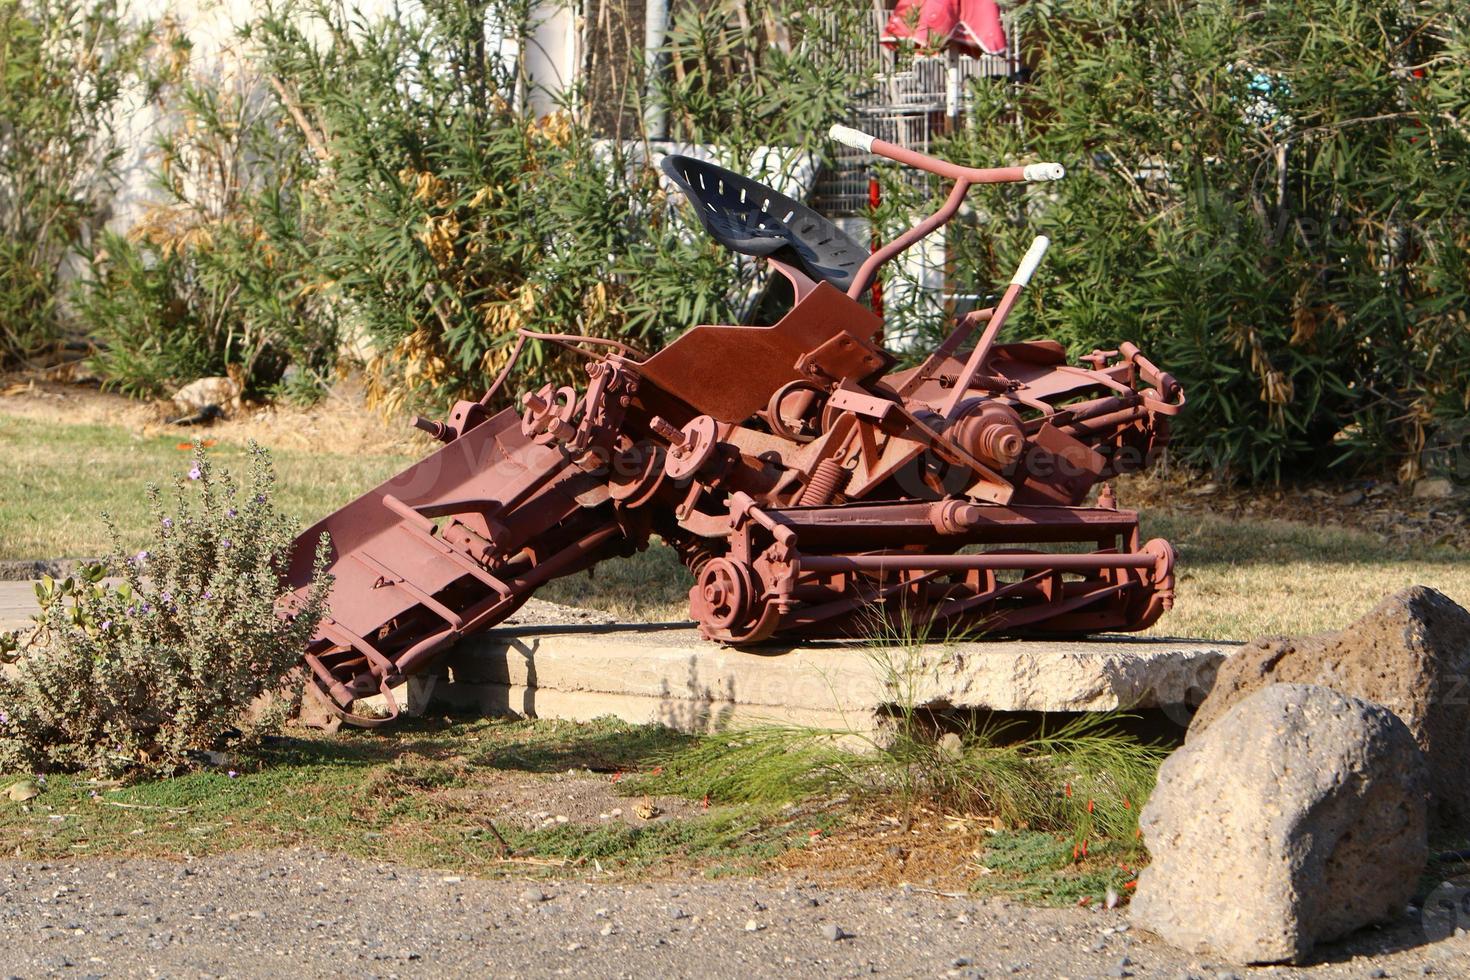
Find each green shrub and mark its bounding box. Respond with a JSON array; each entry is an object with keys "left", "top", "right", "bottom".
[
  {"left": 0, "top": 445, "right": 330, "bottom": 779},
  {"left": 241, "top": 0, "right": 870, "bottom": 415},
  {"left": 0, "top": 0, "right": 150, "bottom": 364},
  {"left": 74, "top": 49, "right": 338, "bottom": 398},
  {"left": 943, "top": 0, "right": 1470, "bottom": 481}
]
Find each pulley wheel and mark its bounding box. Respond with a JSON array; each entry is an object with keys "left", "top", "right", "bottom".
[{"left": 691, "top": 557, "right": 756, "bottom": 632}]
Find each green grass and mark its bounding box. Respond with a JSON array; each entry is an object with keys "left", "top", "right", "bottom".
[
  {"left": 0, "top": 415, "right": 412, "bottom": 559},
  {"left": 0, "top": 715, "right": 819, "bottom": 877},
  {"left": 973, "top": 830, "right": 1140, "bottom": 906}
]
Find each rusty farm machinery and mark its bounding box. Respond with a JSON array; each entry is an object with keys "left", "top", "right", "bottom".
[{"left": 285, "top": 125, "right": 1185, "bottom": 725}]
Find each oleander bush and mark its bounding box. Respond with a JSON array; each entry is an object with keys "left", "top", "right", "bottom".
[
  {"left": 244, "top": 0, "right": 870, "bottom": 414},
  {"left": 0, "top": 445, "right": 331, "bottom": 779},
  {"left": 942, "top": 0, "right": 1470, "bottom": 480},
  {"left": 74, "top": 32, "right": 339, "bottom": 400},
  {"left": 0, "top": 0, "right": 150, "bottom": 364}
]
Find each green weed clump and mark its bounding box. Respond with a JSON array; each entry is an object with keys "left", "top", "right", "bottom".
[
  {"left": 635, "top": 714, "right": 1162, "bottom": 844},
  {"left": 0, "top": 445, "right": 331, "bottom": 779}
]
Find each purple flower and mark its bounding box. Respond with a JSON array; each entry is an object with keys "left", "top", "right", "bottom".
[
  {"left": 227, "top": 508, "right": 237, "bottom": 518},
  {"left": 125, "top": 606, "right": 135, "bottom": 617},
  {"left": 161, "top": 517, "right": 172, "bottom": 529},
  {"left": 100, "top": 620, "right": 112, "bottom": 631},
  {"left": 202, "top": 590, "right": 213, "bottom": 600},
  {"left": 138, "top": 603, "right": 151, "bottom": 615},
  {"left": 160, "top": 591, "right": 173, "bottom": 604},
  {"left": 221, "top": 539, "right": 231, "bottom": 550},
  {"left": 133, "top": 550, "right": 149, "bottom": 564},
  {"left": 188, "top": 465, "right": 202, "bottom": 480},
  {"left": 227, "top": 770, "right": 238, "bottom": 779},
  {"left": 89, "top": 790, "right": 98, "bottom": 799},
  {"left": 254, "top": 494, "right": 266, "bottom": 504},
  {"left": 0, "top": 710, "right": 8, "bottom": 725}
]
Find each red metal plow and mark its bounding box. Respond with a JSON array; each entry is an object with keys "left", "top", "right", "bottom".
[{"left": 285, "top": 126, "right": 1184, "bottom": 725}]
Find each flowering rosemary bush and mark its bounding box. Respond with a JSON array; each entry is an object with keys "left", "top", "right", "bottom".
[{"left": 0, "top": 445, "right": 330, "bottom": 779}]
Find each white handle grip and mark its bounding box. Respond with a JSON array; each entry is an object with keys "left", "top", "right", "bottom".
[
  {"left": 1023, "top": 162, "right": 1066, "bottom": 181},
  {"left": 1010, "top": 236, "right": 1051, "bottom": 287},
  {"left": 829, "top": 124, "right": 876, "bottom": 152}
]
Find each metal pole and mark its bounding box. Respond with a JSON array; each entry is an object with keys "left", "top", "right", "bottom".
[{"left": 643, "top": 0, "right": 669, "bottom": 140}]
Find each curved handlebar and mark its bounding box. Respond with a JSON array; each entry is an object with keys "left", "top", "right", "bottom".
[
  {"left": 828, "top": 124, "right": 1065, "bottom": 299},
  {"left": 828, "top": 124, "right": 1065, "bottom": 185}
]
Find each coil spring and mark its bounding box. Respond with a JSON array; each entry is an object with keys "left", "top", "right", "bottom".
[{"left": 798, "top": 457, "right": 848, "bottom": 506}]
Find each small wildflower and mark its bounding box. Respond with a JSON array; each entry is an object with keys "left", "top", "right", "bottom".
[
  {"left": 35, "top": 775, "right": 45, "bottom": 785},
  {"left": 221, "top": 539, "right": 232, "bottom": 550},
  {"left": 125, "top": 606, "right": 135, "bottom": 617},
  {"left": 138, "top": 603, "right": 151, "bottom": 615},
  {"left": 202, "top": 590, "right": 213, "bottom": 600},
  {"left": 160, "top": 591, "right": 173, "bottom": 604},
  {"left": 161, "top": 517, "right": 173, "bottom": 529},
  {"left": 188, "top": 465, "right": 202, "bottom": 480},
  {"left": 100, "top": 620, "right": 112, "bottom": 631},
  {"left": 227, "top": 770, "right": 239, "bottom": 779},
  {"left": 134, "top": 550, "right": 149, "bottom": 564},
  {"left": 0, "top": 710, "right": 8, "bottom": 725},
  {"left": 89, "top": 790, "right": 98, "bottom": 799},
  {"left": 254, "top": 494, "right": 266, "bottom": 503},
  {"left": 227, "top": 508, "right": 237, "bottom": 518}
]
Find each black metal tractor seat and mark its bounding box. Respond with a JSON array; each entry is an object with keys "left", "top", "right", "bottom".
[{"left": 661, "top": 154, "right": 865, "bottom": 293}]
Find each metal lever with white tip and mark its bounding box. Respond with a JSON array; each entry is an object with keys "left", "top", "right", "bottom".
[{"left": 941, "top": 236, "right": 1053, "bottom": 418}]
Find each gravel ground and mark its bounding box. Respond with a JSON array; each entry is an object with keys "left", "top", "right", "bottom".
[{"left": 0, "top": 850, "right": 1465, "bottom": 979}]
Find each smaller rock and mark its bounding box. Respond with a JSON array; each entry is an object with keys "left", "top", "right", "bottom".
[
  {"left": 822, "top": 923, "right": 849, "bottom": 941},
  {"left": 938, "top": 732, "right": 964, "bottom": 756},
  {"left": 951, "top": 957, "right": 973, "bottom": 967},
  {"left": 7, "top": 780, "right": 40, "bottom": 802},
  {"left": 599, "top": 923, "right": 613, "bottom": 937},
  {"left": 669, "top": 907, "right": 688, "bottom": 920},
  {"left": 520, "top": 887, "right": 547, "bottom": 904},
  {"left": 744, "top": 918, "right": 761, "bottom": 932},
  {"left": 1336, "top": 490, "right": 1366, "bottom": 507},
  {"left": 1413, "top": 477, "right": 1455, "bottom": 500},
  {"left": 1136, "top": 684, "right": 1429, "bottom": 964},
  {"left": 1367, "top": 970, "right": 1387, "bottom": 979}
]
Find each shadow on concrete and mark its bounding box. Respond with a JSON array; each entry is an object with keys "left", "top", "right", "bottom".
[{"left": 654, "top": 654, "right": 735, "bottom": 734}]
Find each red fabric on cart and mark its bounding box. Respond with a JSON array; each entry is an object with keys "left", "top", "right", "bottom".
[{"left": 881, "top": 0, "right": 1006, "bottom": 57}]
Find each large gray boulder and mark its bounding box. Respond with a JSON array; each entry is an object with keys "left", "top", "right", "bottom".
[
  {"left": 1134, "top": 683, "right": 1428, "bottom": 964},
  {"left": 1189, "top": 586, "right": 1470, "bottom": 832}
]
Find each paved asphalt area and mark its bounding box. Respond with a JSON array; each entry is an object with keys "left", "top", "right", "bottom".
[
  {"left": 1, "top": 580, "right": 35, "bottom": 633},
  {"left": 0, "top": 850, "right": 1465, "bottom": 978}
]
